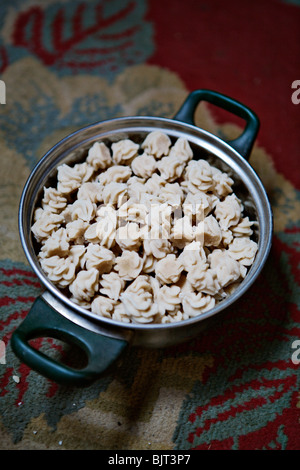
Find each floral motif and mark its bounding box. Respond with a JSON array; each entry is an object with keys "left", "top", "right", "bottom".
[{"left": 1, "top": 0, "right": 154, "bottom": 76}]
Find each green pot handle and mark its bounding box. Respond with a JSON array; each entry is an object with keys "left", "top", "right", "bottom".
[
  {"left": 174, "top": 89, "right": 260, "bottom": 160},
  {"left": 11, "top": 296, "right": 128, "bottom": 386}
]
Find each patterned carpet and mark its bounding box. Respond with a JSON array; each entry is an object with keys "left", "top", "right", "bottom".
[{"left": 0, "top": 0, "right": 299, "bottom": 450}]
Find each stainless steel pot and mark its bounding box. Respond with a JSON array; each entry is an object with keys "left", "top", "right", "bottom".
[{"left": 11, "top": 90, "right": 273, "bottom": 385}]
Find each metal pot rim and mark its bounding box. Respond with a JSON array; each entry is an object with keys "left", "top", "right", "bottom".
[{"left": 19, "top": 114, "right": 273, "bottom": 333}]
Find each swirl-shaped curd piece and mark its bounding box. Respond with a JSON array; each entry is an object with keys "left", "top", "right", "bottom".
[
  {"left": 112, "top": 139, "right": 139, "bottom": 164},
  {"left": 228, "top": 237, "right": 258, "bottom": 266},
  {"left": 157, "top": 156, "right": 185, "bottom": 182},
  {"left": 143, "top": 237, "right": 172, "bottom": 259},
  {"left": 39, "top": 227, "right": 69, "bottom": 258},
  {"left": 127, "top": 176, "right": 147, "bottom": 201},
  {"left": 33, "top": 207, "right": 44, "bottom": 222},
  {"left": 155, "top": 254, "right": 183, "bottom": 284},
  {"left": 230, "top": 217, "right": 254, "bottom": 238},
  {"left": 155, "top": 285, "right": 181, "bottom": 316},
  {"left": 144, "top": 203, "right": 172, "bottom": 240},
  {"left": 221, "top": 228, "right": 234, "bottom": 247},
  {"left": 120, "top": 275, "right": 158, "bottom": 323},
  {"left": 141, "top": 131, "right": 171, "bottom": 159},
  {"left": 56, "top": 164, "right": 81, "bottom": 194},
  {"left": 84, "top": 222, "right": 100, "bottom": 243},
  {"left": 184, "top": 159, "right": 213, "bottom": 192},
  {"left": 31, "top": 210, "right": 64, "bottom": 242},
  {"left": 112, "top": 302, "right": 131, "bottom": 323},
  {"left": 211, "top": 166, "right": 234, "bottom": 198},
  {"left": 95, "top": 220, "right": 116, "bottom": 248},
  {"left": 208, "top": 249, "right": 245, "bottom": 287},
  {"left": 178, "top": 241, "right": 207, "bottom": 271},
  {"left": 181, "top": 291, "right": 215, "bottom": 317},
  {"left": 77, "top": 182, "right": 103, "bottom": 204},
  {"left": 83, "top": 243, "right": 115, "bottom": 273},
  {"left": 169, "top": 137, "right": 193, "bottom": 163},
  {"left": 69, "top": 268, "right": 99, "bottom": 301},
  {"left": 183, "top": 191, "right": 215, "bottom": 219},
  {"left": 144, "top": 173, "right": 166, "bottom": 194},
  {"left": 99, "top": 272, "right": 125, "bottom": 301},
  {"left": 96, "top": 165, "right": 132, "bottom": 185},
  {"left": 126, "top": 274, "right": 153, "bottom": 295},
  {"left": 116, "top": 222, "right": 142, "bottom": 251},
  {"left": 114, "top": 250, "right": 143, "bottom": 280},
  {"left": 102, "top": 182, "right": 128, "bottom": 208},
  {"left": 97, "top": 204, "right": 117, "bottom": 220},
  {"left": 40, "top": 255, "right": 76, "bottom": 288},
  {"left": 118, "top": 199, "right": 148, "bottom": 225},
  {"left": 91, "top": 295, "right": 116, "bottom": 318},
  {"left": 214, "top": 194, "right": 243, "bottom": 230},
  {"left": 57, "top": 163, "right": 93, "bottom": 194},
  {"left": 161, "top": 310, "right": 189, "bottom": 323},
  {"left": 142, "top": 253, "right": 157, "bottom": 273},
  {"left": 86, "top": 141, "right": 112, "bottom": 170},
  {"left": 158, "top": 182, "right": 184, "bottom": 208},
  {"left": 120, "top": 293, "right": 158, "bottom": 323},
  {"left": 195, "top": 215, "right": 222, "bottom": 247},
  {"left": 187, "top": 263, "right": 221, "bottom": 295},
  {"left": 131, "top": 152, "right": 157, "bottom": 178},
  {"left": 68, "top": 199, "right": 97, "bottom": 222},
  {"left": 95, "top": 205, "right": 117, "bottom": 248},
  {"left": 66, "top": 219, "right": 89, "bottom": 242},
  {"left": 69, "top": 245, "right": 86, "bottom": 270},
  {"left": 41, "top": 187, "right": 67, "bottom": 214}
]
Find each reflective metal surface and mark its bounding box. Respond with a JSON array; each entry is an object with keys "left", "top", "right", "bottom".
[{"left": 19, "top": 116, "right": 273, "bottom": 347}]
